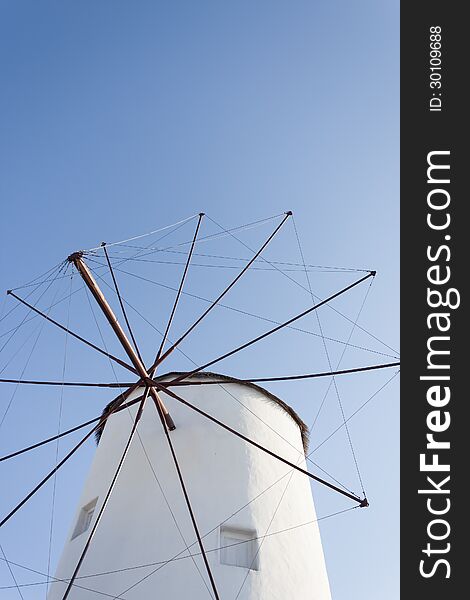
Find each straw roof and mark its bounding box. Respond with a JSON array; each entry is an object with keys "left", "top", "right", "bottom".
[{"left": 96, "top": 371, "right": 309, "bottom": 452}]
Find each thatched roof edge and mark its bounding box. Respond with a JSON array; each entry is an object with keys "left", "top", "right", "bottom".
[{"left": 96, "top": 371, "right": 309, "bottom": 453}]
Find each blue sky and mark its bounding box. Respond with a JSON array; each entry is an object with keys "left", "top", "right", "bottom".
[{"left": 0, "top": 2, "right": 399, "bottom": 598}]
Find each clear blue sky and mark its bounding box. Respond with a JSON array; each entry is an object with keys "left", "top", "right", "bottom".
[{"left": 0, "top": 1, "right": 399, "bottom": 599}]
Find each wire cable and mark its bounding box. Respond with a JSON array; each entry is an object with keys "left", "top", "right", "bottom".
[
  {"left": 164, "top": 272, "right": 373, "bottom": 385},
  {"left": 310, "top": 370, "right": 400, "bottom": 454},
  {"left": 292, "top": 216, "right": 367, "bottom": 496},
  {"left": 0, "top": 543, "right": 25, "bottom": 600},
  {"left": 0, "top": 262, "right": 66, "bottom": 358},
  {"left": 207, "top": 214, "right": 398, "bottom": 356},
  {"left": 8, "top": 260, "right": 68, "bottom": 293},
  {"left": 311, "top": 280, "right": 375, "bottom": 432},
  {"left": 0, "top": 265, "right": 68, "bottom": 431},
  {"left": 85, "top": 257, "right": 399, "bottom": 360},
  {"left": 60, "top": 394, "right": 150, "bottom": 600},
  {"left": 153, "top": 382, "right": 365, "bottom": 504},
  {"left": 107, "top": 247, "right": 370, "bottom": 272},
  {"left": 85, "top": 214, "right": 200, "bottom": 251},
  {"left": 153, "top": 213, "right": 204, "bottom": 367},
  {"left": 108, "top": 504, "right": 358, "bottom": 598},
  {"left": 6, "top": 291, "right": 139, "bottom": 376},
  {"left": 101, "top": 246, "right": 143, "bottom": 361},
  {"left": 0, "top": 506, "right": 357, "bottom": 595},
  {"left": 46, "top": 272, "right": 73, "bottom": 597},
  {"left": 104, "top": 213, "right": 286, "bottom": 256}
]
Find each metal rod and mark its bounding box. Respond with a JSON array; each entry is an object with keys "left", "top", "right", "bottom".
[
  {"left": 0, "top": 361, "right": 399, "bottom": 391},
  {"left": 152, "top": 381, "right": 367, "bottom": 506},
  {"left": 69, "top": 253, "right": 175, "bottom": 430},
  {"left": 152, "top": 212, "right": 292, "bottom": 369},
  {"left": 0, "top": 379, "right": 132, "bottom": 387},
  {"left": 154, "top": 213, "right": 204, "bottom": 365},
  {"left": 0, "top": 416, "right": 101, "bottom": 463},
  {"left": 166, "top": 271, "right": 375, "bottom": 386},
  {"left": 162, "top": 361, "right": 400, "bottom": 386},
  {"left": 0, "top": 393, "right": 145, "bottom": 463},
  {"left": 102, "top": 243, "right": 143, "bottom": 362},
  {"left": 0, "top": 393, "right": 132, "bottom": 529},
  {"left": 6, "top": 291, "right": 139, "bottom": 377},
  {"left": 61, "top": 394, "right": 150, "bottom": 600}
]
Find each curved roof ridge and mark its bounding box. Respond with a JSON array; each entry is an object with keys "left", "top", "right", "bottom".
[{"left": 97, "top": 371, "right": 309, "bottom": 453}]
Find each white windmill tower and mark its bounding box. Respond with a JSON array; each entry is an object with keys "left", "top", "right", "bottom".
[
  {"left": 1, "top": 214, "right": 380, "bottom": 599},
  {"left": 47, "top": 373, "right": 333, "bottom": 600}
]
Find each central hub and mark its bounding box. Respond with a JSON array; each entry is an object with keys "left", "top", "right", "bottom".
[{"left": 67, "top": 251, "right": 84, "bottom": 263}]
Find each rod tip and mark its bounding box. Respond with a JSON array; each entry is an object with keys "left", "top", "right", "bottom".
[
  {"left": 285, "top": 210, "right": 293, "bottom": 216},
  {"left": 359, "top": 497, "right": 369, "bottom": 508},
  {"left": 370, "top": 270, "right": 377, "bottom": 277},
  {"left": 165, "top": 413, "right": 176, "bottom": 431},
  {"left": 67, "top": 251, "right": 84, "bottom": 263},
  {"left": 101, "top": 242, "right": 107, "bottom": 247},
  {"left": 199, "top": 212, "right": 205, "bottom": 217},
  {"left": 6, "top": 290, "right": 12, "bottom": 295}
]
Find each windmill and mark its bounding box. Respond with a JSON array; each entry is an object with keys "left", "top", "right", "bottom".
[{"left": 0, "top": 212, "right": 400, "bottom": 599}]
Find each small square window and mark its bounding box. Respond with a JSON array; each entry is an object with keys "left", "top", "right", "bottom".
[
  {"left": 71, "top": 498, "right": 98, "bottom": 540},
  {"left": 220, "top": 526, "right": 259, "bottom": 570}
]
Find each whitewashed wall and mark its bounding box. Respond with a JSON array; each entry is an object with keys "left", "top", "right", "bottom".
[{"left": 48, "top": 376, "right": 331, "bottom": 600}]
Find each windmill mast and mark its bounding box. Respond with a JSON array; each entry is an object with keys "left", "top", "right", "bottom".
[{"left": 68, "top": 251, "right": 176, "bottom": 430}]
